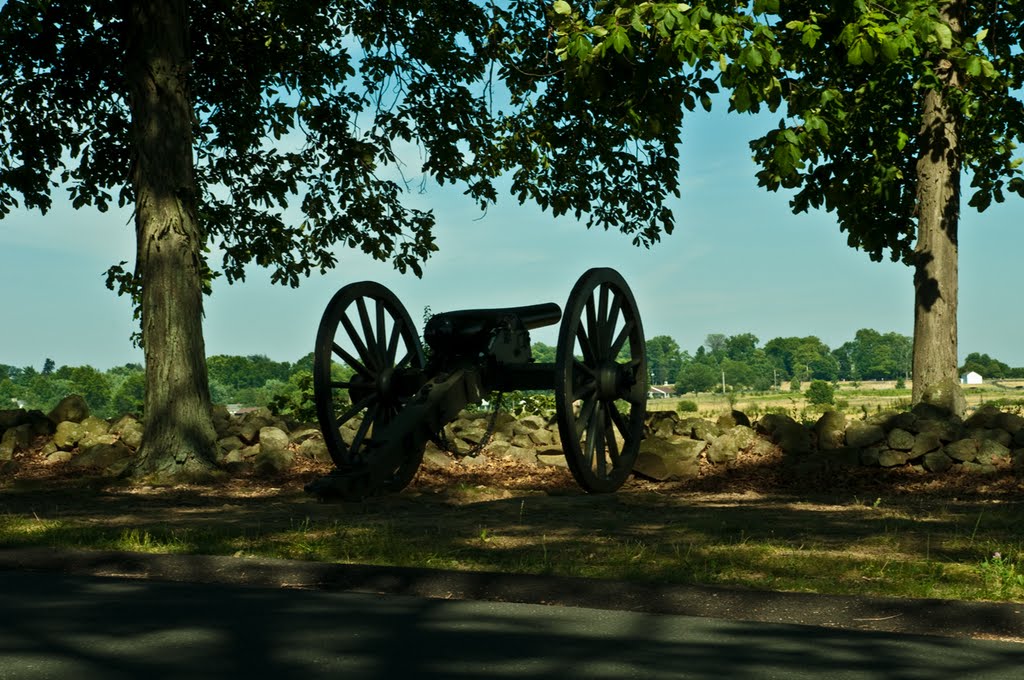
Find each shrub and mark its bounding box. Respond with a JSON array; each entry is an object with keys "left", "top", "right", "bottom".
[
  {"left": 806, "top": 380, "right": 835, "bottom": 406},
  {"left": 895, "top": 377, "right": 906, "bottom": 390},
  {"left": 677, "top": 399, "right": 699, "bottom": 413}
]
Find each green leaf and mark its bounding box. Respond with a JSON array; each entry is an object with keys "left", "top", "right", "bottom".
[
  {"left": 896, "top": 130, "right": 909, "bottom": 151},
  {"left": 610, "top": 28, "right": 630, "bottom": 53},
  {"left": 847, "top": 42, "right": 863, "bottom": 66},
  {"left": 553, "top": 1, "right": 571, "bottom": 16},
  {"left": 858, "top": 40, "right": 875, "bottom": 65},
  {"left": 965, "top": 56, "right": 981, "bottom": 77},
  {"left": 934, "top": 23, "right": 952, "bottom": 50}
]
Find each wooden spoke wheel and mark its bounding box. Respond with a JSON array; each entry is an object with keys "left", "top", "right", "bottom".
[
  {"left": 313, "top": 281, "right": 426, "bottom": 492},
  {"left": 555, "top": 268, "right": 647, "bottom": 493}
]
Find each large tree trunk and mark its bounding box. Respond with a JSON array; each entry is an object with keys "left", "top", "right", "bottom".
[
  {"left": 911, "top": 3, "right": 965, "bottom": 417},
  {"left": 123, "top": 0, "right": 219, "bottom": 480}
]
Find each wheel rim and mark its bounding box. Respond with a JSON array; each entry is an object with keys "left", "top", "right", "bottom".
[
  {"left": 555, "top": 268, "right": 647, "bottom": 493},
  {"left": 313, "top": 281, "right": 425, "bottom": 490}
]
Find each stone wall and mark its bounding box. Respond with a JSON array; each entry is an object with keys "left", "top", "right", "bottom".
[{"left": 2, "top": 394, "right": 1022, "bottom": 483}]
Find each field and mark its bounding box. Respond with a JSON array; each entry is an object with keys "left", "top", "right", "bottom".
[{"left": 649, "top": 380, "right": 1024, "bottom": 422}]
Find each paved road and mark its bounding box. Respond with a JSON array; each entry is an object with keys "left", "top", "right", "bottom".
[{"left": 2, "top": 570, "right": 1023, "bottom": 679}]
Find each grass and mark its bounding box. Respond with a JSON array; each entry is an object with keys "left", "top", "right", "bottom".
[
  {"left": 3, "top": 491, "right": 1023, "bottom": 603},
  {"left": 649, "top": 380, "right": 1024, "bottom": 422}
]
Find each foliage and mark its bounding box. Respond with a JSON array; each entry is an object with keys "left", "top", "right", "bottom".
[
  {"left": 675, "top": 362, "right": 719, "bottom": 395},
  {"left": 503, "top": 391, "right": 556, "bottom": 418},
  {"left": 646, "top": 335, "right": 683, "bottom": 385},
  {"left": 267, "top": 370, "right": 317, "bottom": 424},
  {"left": 676, "top": 399, "right": 698, "bottom": 413},
  {"left": 805, "top": 380, "right": 835, "bottom": 406}
]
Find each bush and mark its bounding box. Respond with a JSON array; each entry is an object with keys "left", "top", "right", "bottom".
[
  {"left": 895, "top": 377, "right": 906, "bottom": 390},
  {"left": 676, "top": 399, "right": 699, "bottom": 413},
  {"left": 806, "top": 380, "right": 835, "bottom": 406}
]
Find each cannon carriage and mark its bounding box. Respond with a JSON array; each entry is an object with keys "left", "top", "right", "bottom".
[{"left": 305, "top": 268, "right": 648, "bottom": 501}]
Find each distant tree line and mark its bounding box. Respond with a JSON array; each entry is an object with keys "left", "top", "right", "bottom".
[
  {"left": 3, "top": 333, "right": 1022, "bottom": 416},
  {"left": 1, "top": 354, "right": 315, "bottom": 419}
]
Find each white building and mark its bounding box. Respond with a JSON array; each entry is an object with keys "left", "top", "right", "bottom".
[{"left": 961, "top": 371, "right": 983, "bottom": 385}]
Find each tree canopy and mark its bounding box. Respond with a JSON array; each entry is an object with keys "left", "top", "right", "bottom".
[{"left": 540, "top": 0, "right": 1024, "bottom": 413}]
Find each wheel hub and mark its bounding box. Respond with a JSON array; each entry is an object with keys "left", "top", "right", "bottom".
[{"left": 596, "top": 361, "right": 624, "bottom": 400}]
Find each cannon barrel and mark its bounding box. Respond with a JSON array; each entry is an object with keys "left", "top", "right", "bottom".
[{"left": 425, "top": 302, "right": 561, "bottom": 354}]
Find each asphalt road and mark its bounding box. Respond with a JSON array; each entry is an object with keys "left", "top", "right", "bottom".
[{"left": 2, "top": 569, "right": 1023, "bottom": 679}]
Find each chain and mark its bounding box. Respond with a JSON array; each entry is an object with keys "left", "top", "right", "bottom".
[{"left": 436, "top": 392, "right": 503, "bottom": 458}]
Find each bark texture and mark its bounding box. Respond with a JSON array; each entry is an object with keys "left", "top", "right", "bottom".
[
  {"left": 123, "top": 0, "right": 218, "bottom": 480},
  {"left": 911, "top": 2, "right": 965, "bottom": 416}
]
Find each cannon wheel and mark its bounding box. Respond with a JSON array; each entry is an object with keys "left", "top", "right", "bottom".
[
  {"left": 555, "top": 268, "right": 647, "bottom": 493},
  {"left": 313, "top": 281, "right": 426, "bottom": 493}
]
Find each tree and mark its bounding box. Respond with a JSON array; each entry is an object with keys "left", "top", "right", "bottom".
[
  {"left": 544, "top": 1, "right": 1024, "bottom": 416},
  {"left": 645, "top": 335, "right": 682, "bottom": 384},
  {"left": 675, "top": 362, "right": 719, "bottom": 395},
  {"left": 0, "top": 1, "right": 521, "bottom": 480},
  {"left": 806, "top": 380, "right": 835, "bottom": 406}
]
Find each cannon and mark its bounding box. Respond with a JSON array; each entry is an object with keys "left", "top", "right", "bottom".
[{"left": 304, "top": 268, "right": 648, "bottom": 501}]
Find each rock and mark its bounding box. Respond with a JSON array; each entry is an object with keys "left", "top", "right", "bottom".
[
  {"left": 42, "top": 450, "right": 75, "bottom": 466},
  {"left": 258, "top": 427, "right": 290, "bottom": 457},
  {"left": 516, "top": 415, "right": 546, "bottom": 431},
  {"left": 866, "top": 410, "right": 904, "bottom": 428},
  {"left": 510, "top": 434, "right": 533, "bottom": 449},
  {"left": 775, "top": 421, "right": 814, "bottom": 456},
  {"left": 944, "top": 439, "right": 980, "bottom": 463},
  {"left": 485, "top": 440, "right": 512, "bottom": 457},
  {"left": 109, "top": 415, "right": 144, "bottom": 450},
  {"left": 968, "top": 428, "right": 1013, "bottom": 448},
  {"left": 845, "top": 423, "right": 886, "bottom": 449},
  {"left": 528, "top": 428, "right": 555, "bottom": 447},
  {"left": 961, "top": 461, "right": 998, "bottom": 476},
  {"left": 53, "top": 421, "right": 83, "bottom": 450},
  {"left": 501, "top": 446, "right": 538, "bottom": 466},
  {"left": 288, "top": 427, "right": 322, "bottom": 445},
  {"left": 0, "top": 409, "right": 26, "bottom": 432},
  {"left": 916, "top": 378, "right": 967, "bottom": 418},
  {"left": 690, "top": 419, "right": 722, "bottom": 442},
  {"left": 458, "top": 425, "right": 491, "bottom": 445},
  {"left": 254, "top": 447, "right": 294, "bottom": 476},
  {"left": 77, "top": 416, "right": 113, "bottom": 449},
  {"left": 886, "top": 428, "right": 915, "bottom": 451},
  {"left": 296, "top": 437, "right": 331, "bottom": 463},
  {"left": 977, "top": 439, "right": 1011, "bottom": 466},
  {"left": 0, "top": 424, "right": 33, "bottom": 459},
  {"left": 634, "top": 437, "right": 703, "bottom": 481},
  {"left": 916, "top": 418, "right": 964, "bottom": 443},
  {"left": 923, "top": 450, "right": 955, "bottom": 473},
  {"left": 706, "top": 425, "right": 755, "bottom": 464},
  {"left": 1013, "top": 449, "right": 1024, "bottom": 475},
  {"left": 72, "top": 441, "right": 134, "bottom": 474},
  {"left": 211, "top": 404, "right": 232, "bottom": 436},
  {"left": 48, "top": 395, "right": 90, "bottom": 424},
  {"left": 878, "top": 449, "right": 912, "bottom": 467},
  {"left": 995, "top": 411, "right": 1024, "bottom": 435},
  {"left": 536, "top": 449, "right": 569, "bottom": 469},
  {"left": 911, "top": 432, "right": 942, "bottom": 458},
  {"left": 860, "top": 447, "right": 882, "bottom": 467},
  {"left": 716, "top": 410, "right": 750, "bottom": 429},
  {"left": 814, "top": 411, "right": 847, "bottom": 451},
  {"left": 755, "top": 413, "right": 798, "bottom": 438},
  {"left": 421, "top": 448, "right": 453, "bottom": 469},
  {"left": 965, "top": 404, "right": 1002, "bottom": 429},
  {"left": 218, "top": 436, "right": 245, "bottom": 453},
  {"left": 235, "top": 407, "right": 277, "bottom": 444}
]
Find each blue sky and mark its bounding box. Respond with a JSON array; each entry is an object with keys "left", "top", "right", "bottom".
[
  {"left": 0, "top": 1, "right": 1020, "bottom": 371},
  {"left": 4, "top": 105, "right": 1021, "bottom": 372}
]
